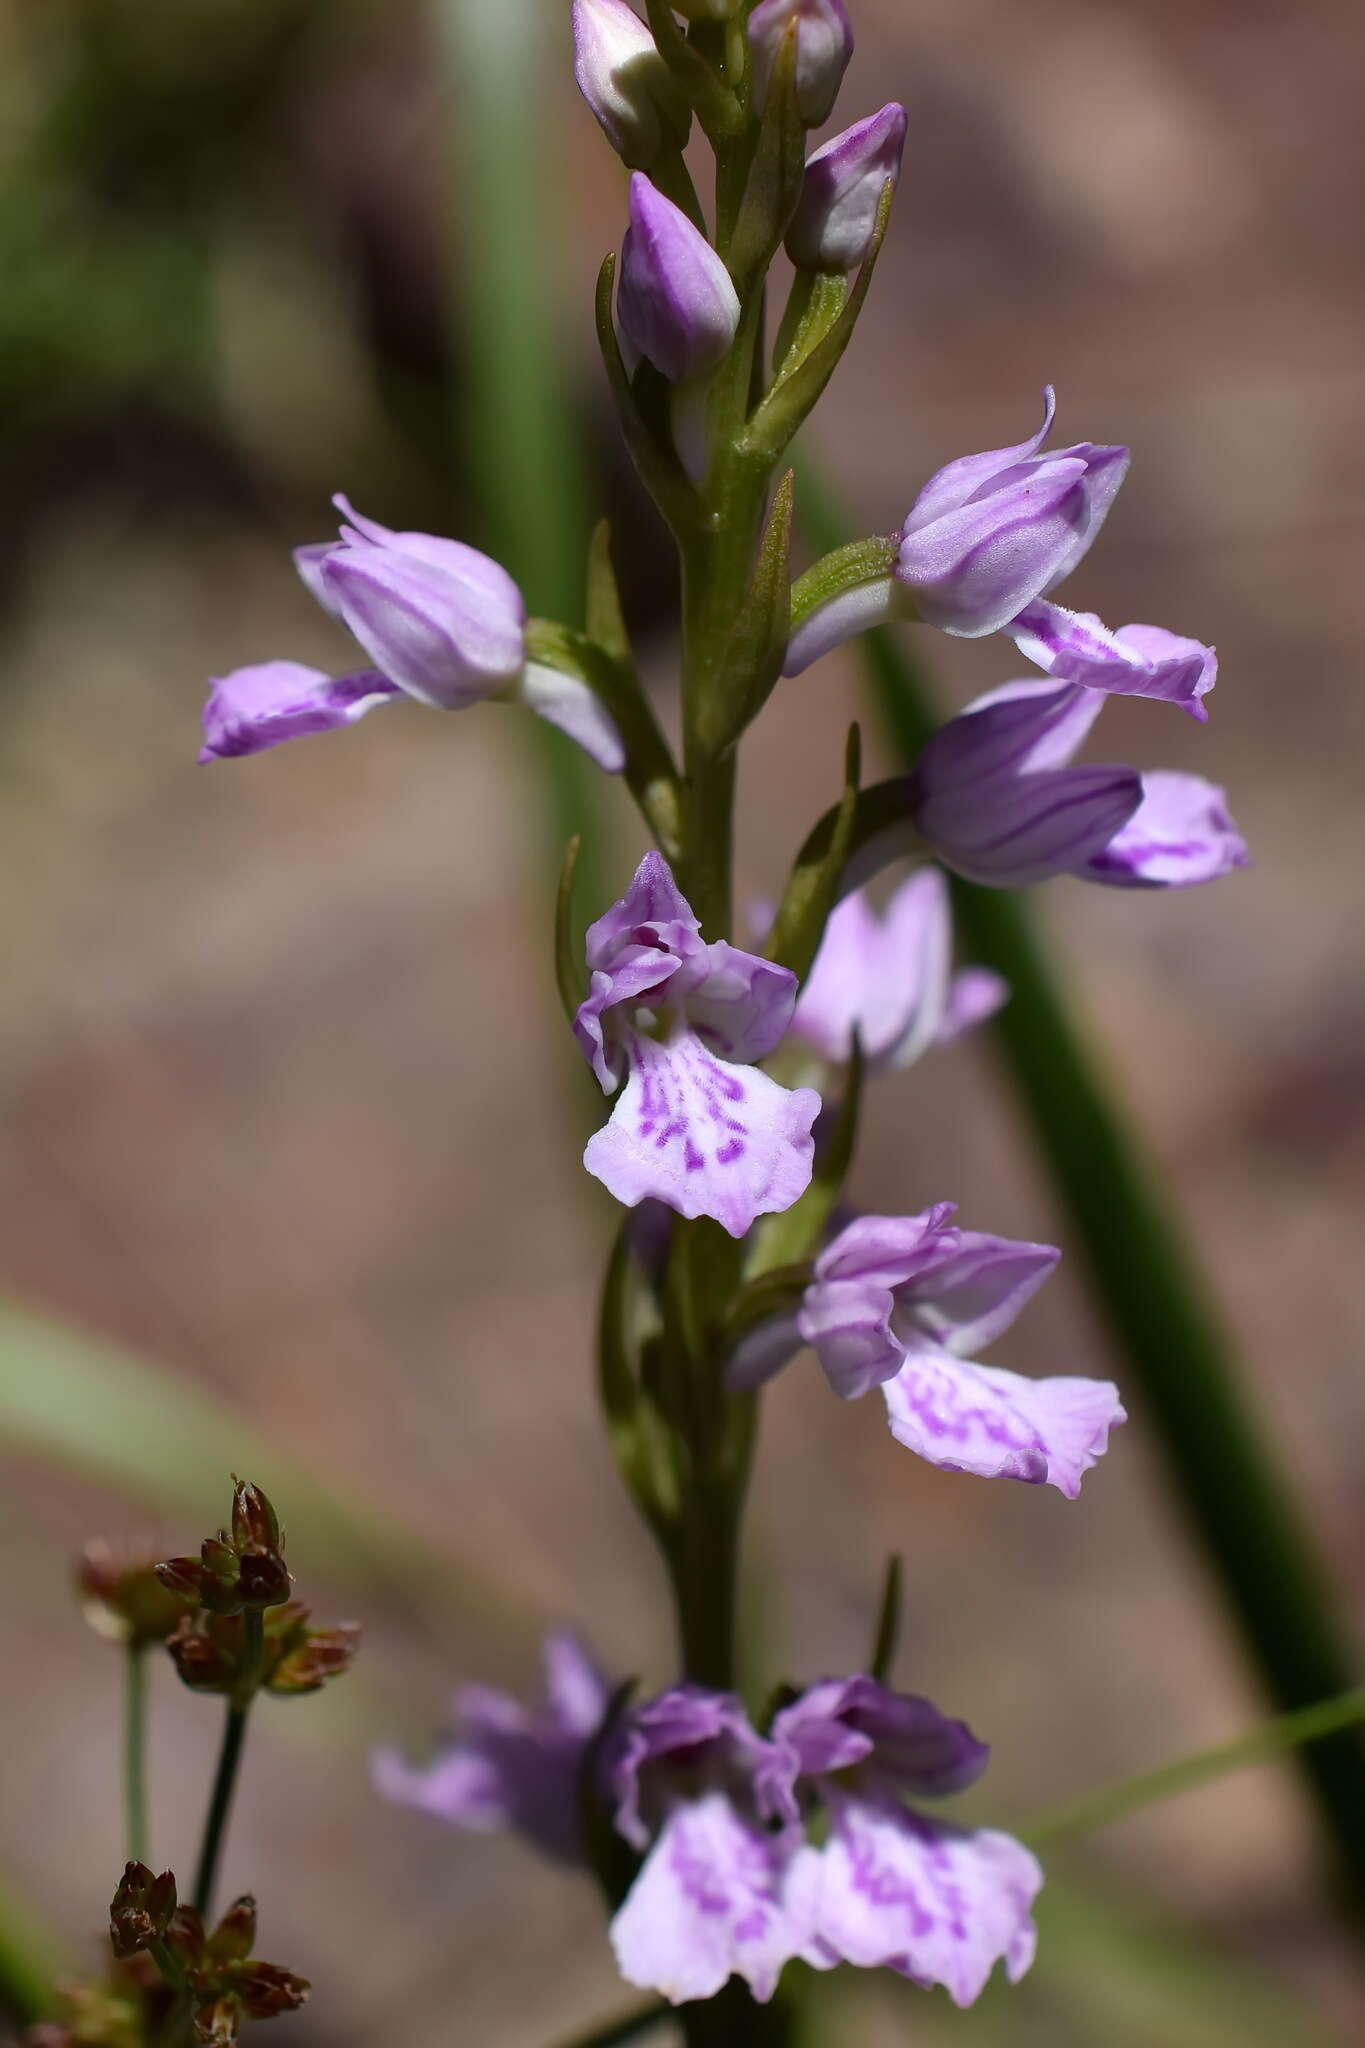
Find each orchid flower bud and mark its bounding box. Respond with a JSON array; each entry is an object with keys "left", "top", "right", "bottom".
[
  {"left": 572, "top": 0, "right": 690, "bottom": 170},
  {"left": 787, "top": 103, "right": 908, "bottom": 272},
  {"left": 617, "top": 173, "right": 741, "bottom": 383},
  {"left": 748, "top": 0, "right": 854, "bottom": 129}
]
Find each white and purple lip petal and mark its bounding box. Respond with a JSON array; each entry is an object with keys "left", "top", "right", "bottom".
[
  {"left": 199, "top": 660, "right": 399, "bottom": 762},
  {"left": 1083, "top": 770, "right": 1249, "bottom": 888},
  {"left": 788, "top": 1797, "right": 1042, "bottom": 2006},
  {"left": 1010, "top": 601, "right": 1217, "bottom": 718},
  {"left": 880, "top": 1344, "right": 1125, "bottom": 1497},
  {"left": 609, "top": 1788, "right": 805, "bottom": 2006}
]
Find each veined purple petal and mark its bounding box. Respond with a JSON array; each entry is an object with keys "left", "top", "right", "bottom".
[
  {"left": 586, "top": 848, "right": 702, "bottom": 972},
  {"left": 321, "top": 542, "right": 525, "bottom": 708},
  {"left": 610, "top": 1792, "right": 804, "bottom": 2006},
  {"left": 881, "top": 1342, "right": 1125, "bottom": 1496},
  {"left": 1010, "top": 601, "right": 1216, "bottom": 717},
  {"left": 199, "top": 661, "right": 398, "bottom": 762},
  {"left": 793, "top": 869, "right": 955, "bottom": 1069},
  {"left": 914, "top": 760, "right": 1143, "bottom": 888},
  {"left": 791, "top": 1796, "right": 1041, "bottom": 2006},
  {"left": 613, "top": 1686, "right": 775, "bottom": 1851},
  {"left": 903, "top": 390, "right": 1058, "bottom": 533},
  {"left": 677, "top": 940, "right": 801, "bottom": 1064},
  {"left": 907, "top": 1230, "right": 1061, "bottom": 1357},
  {"left": 1084, "top": 770, "right": 1249, "bottom": 888},
  {"left": 797, "top": 1276, "right": 904, "bottom": 1399},
  {"left": 770, "top": 1677, "right": 989, "bottom": 1804},
  {"left": 813, "top": 1206, "right": 961, "bottom": 1289},
  {"left": 914, "top": 680, "right": 1107, "bottom": 789},
  {"left": 583, "top": 1028, "right": 820, "bottom": 1239}
]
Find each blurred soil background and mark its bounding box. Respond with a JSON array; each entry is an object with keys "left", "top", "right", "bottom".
[{"left": 1, "top": 0, "right": 1363, "bottom": 2042}]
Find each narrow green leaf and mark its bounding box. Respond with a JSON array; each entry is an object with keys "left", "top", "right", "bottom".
[
  {"left": 698, "top": 469, "right": 796, "bottom": 752},
  {"left": 869, "top": 1553, "right": 902, "bottom": 1684},
  {"left": 586, "top": 521, "right": 632, "bottom": 665},
  {"left": 743, "top": 179, "right": 895, "bottom": 467},
  {"left": 788, "top": 533, "right": 899, "bottom": 638},
  {"left": 555, "top": 835, "right": 584, "bottom": 1025},
  {"left": 594, "top": 253, "right": 698, "bottom": 538},
  {"left": 725, "top": 23, "right": 806, "bottom": 290},
  {"left": 642, "top": 0, "right": 743, "bottom": 142},
  {"left": 1021, "top": 1685, "right": 1365, "bottom": 1847},
  {"left": 794, "top": 451, "right": 1365, "bottom": 1922},
  {"left": 763, "top": 723, "right": 863, "bottom": 981}
]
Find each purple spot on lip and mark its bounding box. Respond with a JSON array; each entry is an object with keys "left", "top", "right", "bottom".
[
  {"left": 716, "top": 1138, "right": 745, "bottom": 1166},
  {"left": 684, "top": 1140, "right": 704, "bottom": 1172}
]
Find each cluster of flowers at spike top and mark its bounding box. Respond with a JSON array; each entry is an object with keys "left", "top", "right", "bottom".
[
  {"left": 374, "top": 1635, "right": 1041, "bottom": 2012},
  {"left": 199, "top": 498, "right": 624, "bottom": 772}
]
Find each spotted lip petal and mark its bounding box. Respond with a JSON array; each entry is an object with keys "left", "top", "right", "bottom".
[
  {"left": 583, "top": 1028, "right": 820, "bottom": 1239},
  {"left": 881, "top": 1341, "right": 1125, "bottom": 1497},
  {"left": 788, "top": 1795, "right": 1042, "bottom": 2007}
]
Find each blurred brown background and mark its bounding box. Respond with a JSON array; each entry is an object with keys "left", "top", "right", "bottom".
[{"left": 1, "top": 0, "right": 1363, "bottom": 2041}]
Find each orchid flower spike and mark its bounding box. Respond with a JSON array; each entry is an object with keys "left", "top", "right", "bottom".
[
  {"left": 766, "top": 1676, "right": 1042, "bottom": 2006},
  {"left": 910, "top": 679, "right": 1249, "bottom": 889},
  {"left": 787, "top": 104, "right": 908, "bottom": 274},
  {"left": 728, "top": 1202, "right": 1125, "bottom": 1496},
  {"left": 748, "top": 0, "right": 855, "bottom": 128},
  {"left": 201, "top": 498, "right": 624, "bottom": 771},
  {"left": 575, "top": 853, "right": 820, "bottom": 1237},
  {"left": 572, "top": 0, "right": 690, "bottom": 170},
  {"left": 791, "top": 866, "right": 1007, "bottom": 1069}
]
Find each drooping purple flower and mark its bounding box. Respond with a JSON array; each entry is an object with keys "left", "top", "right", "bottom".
[
  {"left": 748, "top": 0, "right": 854, "bottom": 128},
  {"left": 786, "top": 103, "right": 908, "bottom": 273},
  {"left": 610, "top": 1688, "right": 803, "bottom": 2006},
  {"left": 371, "top": 1632, "right": 610, "bottom": 1866},
  {"left": 769, "top": 1678, "right": 1040, "bottom": 2006},
  {"left": 783, "top": 390, "right": 1128, "bottom": 675},
  {"left": 202, "top": 498, "right": 624, "bottom": 770},
  {"left": 728, "top": 1203, "right": 1124, "bottom": 1495},
  {"left": 791, "top": 867, "right": 1007, "bottom": 1068},
  {"left": 575, "top": 852, "right": 821, "bottom": 1238},
  {"left": 617, "top": 175, "right": 741, "bottom": 384},
  {"left": 199, "top": 661, "right": 399, "bottom": 763},
  {"left": 910, "top": 678, "right": 1249, "bottom": 890},
  {"left": 1010, "top": 601, "right": 1217, "bottom": 720},
  {"left": 572, "top": 0, "right": 690, "bottom": 169}
]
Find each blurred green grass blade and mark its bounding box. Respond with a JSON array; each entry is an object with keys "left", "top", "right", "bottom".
[
  {"left": 1022, "top": 1685, "right": 1365, "bottom": 1846},
  {"left": 431, "top": 0, "right": 608, "bottom": 910},
  {"left": 794, "top": 454, "right": 1365, "bottom": 1919},
  {"left": 0, "top": 1299, "right": 522, "bottom": 1639},
  {"left": 0, "top": 1869, "right": 66, "bottom": 2029}
]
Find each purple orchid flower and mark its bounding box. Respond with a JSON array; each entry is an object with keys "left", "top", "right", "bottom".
[
  {"left": 572, "top": 0, "right": 690, "bottom": 170},
  {"left": 575, "top": 852, "right": 821, "bottom": 1238},
  {"left": 791, "top": 866, "right": 1007, "bottom": 1069},
  {"left": 609, "top": 1687, "right": 802, "bottom": 2006},
  {"left": 617, "top": 175, "right": 741, "bottom": 385},
  {"left": 728, "top": 1203, "right": 1124, "bottom": 1496},
  {"left": 1010, "top": 602, "right": 1217, "bottom": 720},
  {"left": 201, "top": 498, "right": 624, "bottom": 771},
  {"left": 766, "top": 1677, "right": 1042, "bottom": 2006},
  {"left": 910, "top": 679, "right": 1249, "bottom": 890},
  {"left": 748, "top": 0, "right": 855, "bottom": 128},
  {"left": 371, "top": 1632, "right": 610, "bottom": 1866},
  {"left": 787, "top": 103, "right": 909, "bottom": 274}
]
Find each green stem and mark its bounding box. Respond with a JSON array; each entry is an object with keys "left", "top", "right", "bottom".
[
  {"left": 125, "top": 1642, "right": 148, "bottom": 1866},
  {"left": 795, "top": 454, "right": 1365, "bottom": 1921},
  {"left": 192, "top": 1613, "right": 262, "bottom": 1920}
]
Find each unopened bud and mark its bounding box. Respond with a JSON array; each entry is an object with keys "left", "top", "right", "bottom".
[
  {"left": 617, "top": 173, "right": 740, "bottom": 384},
  {"left": 110, "top": 1863, "right": 177, "bottom": 1959},
  {"left": 572, "top": 0, "right": 690, "bottom": 169},
  {"left": 208, "top": 1898, "right": 257, "bottom": 1967},
  {"left": 787, "top": 104, "right": 907, "bottom": 272},
  {"left": 230, "top": 1480, "right": 282, "bottom": 1554},
  {"left": 748, "top": 0, "right": 853, "bottom": 128}
]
